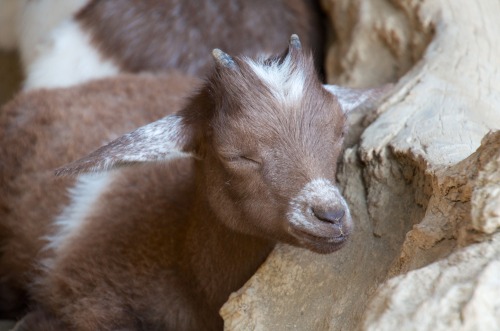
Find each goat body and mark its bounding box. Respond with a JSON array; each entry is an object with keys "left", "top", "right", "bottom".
[
  {"left": 76, "top": 0, "right": 326, "bottom": 75},
  {"left": 0, "top": 37, "right": 386, "bottom": 330},
  {"left": 1, "top": 0, "right": 325, "bottom": 89},
  {"left": 0, "top": 71, "right": 199, "bottom": 322}
]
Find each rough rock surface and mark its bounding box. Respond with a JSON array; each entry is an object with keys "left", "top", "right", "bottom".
[
  {"left": 363, "top": 232, "right": 500, "bottom": 331},
  {"left": 222, "top": 0, "right": 500, "bottom": 330}
]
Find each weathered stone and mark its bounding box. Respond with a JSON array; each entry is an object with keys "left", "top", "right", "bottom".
[
  {"left": 363, "top": 233, "right": 500, "bottom": 331},
  {"left": 471, "top": 134, "right": 500, "bottom": 235}
]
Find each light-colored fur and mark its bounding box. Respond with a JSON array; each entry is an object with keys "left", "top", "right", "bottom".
[
  {"left": 45, "top": 173, "right": 115, "bottom": 253},
  {"left": 17, "top": 0, "right": 90, "bottom": 68},
  {"left": 23, "top": 19, "right": 119, "bottom": 90},
  {"left": 288, "top": 178, "right": 351, "bottom": 235},
  {"left": 245, "top": 55, "right": 306, "bottom": 106}
]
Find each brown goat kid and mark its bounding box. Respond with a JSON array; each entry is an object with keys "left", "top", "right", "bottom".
[{"left": 1, "top": 36, "right": 387, "bottom": 330}]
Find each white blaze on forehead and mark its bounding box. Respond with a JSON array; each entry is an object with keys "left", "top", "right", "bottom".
[
  {"left": 288, "top": 178, "right": 350, "bottom": 231},
  {"left": 245, "top": 54, "right": 305, "bottom": 106}
]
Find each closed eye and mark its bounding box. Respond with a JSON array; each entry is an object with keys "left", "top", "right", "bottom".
[
  {"left": 221, "top": 154, "right": 262, "bottom": 167},
  {"left": 239, "top": 155, "right": 261, "bottom": 166}
]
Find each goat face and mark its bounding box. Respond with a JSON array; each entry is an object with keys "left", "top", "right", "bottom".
[{"left": 199, "top": 37, "right": 353, "bottom": 254}]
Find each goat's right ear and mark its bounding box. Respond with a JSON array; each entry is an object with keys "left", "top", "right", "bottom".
[
  {"left": 323, "top": 84, "right": 394, "bottom": 114},
  {"left": 55, "top": 115, "right": 195, "bottom": 176}
]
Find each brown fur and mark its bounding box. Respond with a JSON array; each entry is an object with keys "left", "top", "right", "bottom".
[
  {"left": 0, "top": 72, "right": 199, "bottom": 320},
  {"left": 0, "top": 42, "right": 366, "bottom": 330},
  {"left": 76, "top": 0, "right": 326, "bottom": 77}
]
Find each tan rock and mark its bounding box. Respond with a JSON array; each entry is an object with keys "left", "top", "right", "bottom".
[
  {"left": 471, "top": 134, "right": 500, "bottom": 235},
  {"left": 363, "top": 233, "right": 500, "bottom": 331}
]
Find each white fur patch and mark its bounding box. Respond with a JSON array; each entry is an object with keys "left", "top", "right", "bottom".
[
  {"left": 18, "top": 0, "right": 90, "bottom": 68},
  {"left": 245, "top": 54, "right": 305, "bottom": 106},
  {"left": 117, "top": 116, "right": 190, "bottom": 163},
  {"left": 288, "top": 178, "right": 350, "bottom": 232},
  {"left": 61, "top": 115, "right": 192, "bottom": 175},
  {"left": 44, "top": 172, "right": 114, "bottom": 254},
  {"left": 23, "top": 19, "right": 119, "bottom": 90},
  {"left": 0, "top": 0, "right": 21, "bottom": 50}
]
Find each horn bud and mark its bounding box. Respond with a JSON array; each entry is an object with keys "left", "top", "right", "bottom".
[
  {"left": 212, "top": 48, "right": 237, "bottom": 69},
  {"left": 289, "top": 34, "right": 302, "bottom": 50}
]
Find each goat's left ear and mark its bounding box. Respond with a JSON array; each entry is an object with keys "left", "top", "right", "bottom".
[
  {"left": 323, "top": 84, "right": 393, "bottom": 114},
  {"left": 55, "top": 115, "right": 195, "bottom": 176}
]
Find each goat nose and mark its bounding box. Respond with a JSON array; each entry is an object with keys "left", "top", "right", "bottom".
[{"left": 312, "top": 207, "right": 345, "bottom": 224}]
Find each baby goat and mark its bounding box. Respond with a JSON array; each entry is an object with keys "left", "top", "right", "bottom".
[{"left": 1, "top": 36, "right": 386, "bottom": 330}]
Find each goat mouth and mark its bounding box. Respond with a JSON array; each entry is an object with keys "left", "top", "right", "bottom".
[{"left": 289, "top": 226, "right": 349, "bottom": 250}]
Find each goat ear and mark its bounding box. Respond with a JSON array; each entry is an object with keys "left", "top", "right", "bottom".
[
  {"left": 323, "top": 84, "right": 393, "bottom": 114},
  {"left": 55, "top": 115, "right": 194, "bottom": 176}
]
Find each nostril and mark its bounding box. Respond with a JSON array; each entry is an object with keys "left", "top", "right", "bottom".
[{"left": 312, "top": 207, "right": 345, "bottom": 224}]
